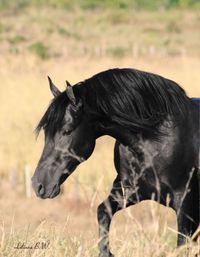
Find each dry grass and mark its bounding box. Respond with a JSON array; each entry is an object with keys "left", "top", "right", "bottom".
[
  {"left": 0, "top": 182, "right": 199, "bottom": 257},
  {"left": 0, "top": 6, "right": 200, "bottom": 257}
]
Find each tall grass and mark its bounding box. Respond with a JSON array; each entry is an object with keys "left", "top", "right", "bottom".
[{"left": 0, "top": 209, "right": 199, "bottom": 257}]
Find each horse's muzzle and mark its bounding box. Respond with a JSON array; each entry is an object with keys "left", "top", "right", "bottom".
[{"left": 31, "top": 176, "right": 60, "bottom": 199}]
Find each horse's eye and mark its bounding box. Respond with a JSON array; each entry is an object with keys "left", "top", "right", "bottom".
[{"left": 62, "top": 130, "right": 72, "bottom": 136}]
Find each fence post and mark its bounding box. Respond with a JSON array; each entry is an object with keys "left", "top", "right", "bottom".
[
  {"left": 9, "top": 167, "right": 17, "bottom": 191},
  {"left": 74, "top": 176, "right": 80, "bottom": 203},
  {"left": 24, "top": 164, "right": 32, "bottom": 198}
]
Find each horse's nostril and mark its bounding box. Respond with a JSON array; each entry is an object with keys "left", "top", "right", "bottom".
[{"left": 38, "top": 183, "right": 45, "bottom": 196}]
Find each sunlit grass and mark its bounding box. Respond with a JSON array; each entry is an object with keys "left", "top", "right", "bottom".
[{"left": 0, "top": 212, "right": 199, "bottom": 257}]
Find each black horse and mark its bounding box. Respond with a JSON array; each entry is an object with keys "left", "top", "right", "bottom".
[{"left": 32, "top": 68, "right": 200, "bottom": 257}]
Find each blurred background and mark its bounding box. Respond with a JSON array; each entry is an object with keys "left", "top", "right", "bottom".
[{"left": 0, "top": 1, "right": 199, "bottom": 256}]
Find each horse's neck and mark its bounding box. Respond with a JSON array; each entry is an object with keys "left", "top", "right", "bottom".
[
  {"left": 94, "top": 121, "right": 135, "bottom": 146},
  {"left": 82, "top": 90, "right": 137, "bottom": 146},
  {"left": 191, "top": 98, "right": 200, "bottom": 130}
]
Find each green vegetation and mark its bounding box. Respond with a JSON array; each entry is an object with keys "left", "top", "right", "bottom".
[
  {"left": 0, "top": 0, "right": 199, "bottom": 60},
  {"left": 0, "top": 23, "right": 4, "bottom": 33},
  {"left": 0, "top": 0, "right": 200, "bottom": 10},
  {"left": 8, "top": 35, "right": 26, "bottom": 44},
  {"left": 107, "top": 46, "right": 129, "bottom": 58},
  {"left": 57, "top": 26, "right": 81, "bottom": 39},
  {"left": 29, "top": 41, "right": 49, "bottom": 59},
  {"left": 0, "top": 3, "right": 199, "bottom": 61}
]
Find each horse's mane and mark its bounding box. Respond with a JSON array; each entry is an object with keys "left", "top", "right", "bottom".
[
  {"left": 82, "top": 68, "right": 190, "bottom": 134},
  {"left": 36, "top": 68, "right": 190, "bottom": 138},
  {"left": 36, "top": 93, "right": 68, "bottom": 138}
]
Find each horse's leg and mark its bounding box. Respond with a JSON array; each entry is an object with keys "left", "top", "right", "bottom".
[
  {"left": 97, "top": 177, "right": 123, "bottom": 257},
  {"left": 172, "top": 172, "right": 199, "bottom": 246},
  {"left": 97, "top": 142, "right": 124, "bottom": 257},
  {"left": 97, "top": 176, "right": 148, "bottom": 257}
]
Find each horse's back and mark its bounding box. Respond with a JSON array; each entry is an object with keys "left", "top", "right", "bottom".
[
  {"left": 191, "top": 97, "right": 200, "bottom": 106},
  {"left": 191, "top": 98, "right": 200, "bottom": 168}
]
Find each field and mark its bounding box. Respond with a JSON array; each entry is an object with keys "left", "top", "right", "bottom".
[{"left": 0, "top": 2, "right": 200, "bottom": 257}]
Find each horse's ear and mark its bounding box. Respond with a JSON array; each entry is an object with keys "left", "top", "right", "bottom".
[
  {"left": 66, "top": 80, "right": 76, "bottom": 105},
  {"left": 48, "top": 76, "right": 61, "bottom": 97}
]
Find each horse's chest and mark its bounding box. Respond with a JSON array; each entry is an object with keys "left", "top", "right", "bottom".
[
  {"left": 117, "top": 137, "right": 175, "bottom": 183},
  {"left": 118, "top": 142, "right": 153, "bottom": 178}
]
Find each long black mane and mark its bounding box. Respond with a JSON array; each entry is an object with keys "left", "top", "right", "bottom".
[
  {"left": 36, "top": 68, "right": 190, "bottom": 137},
  {"left": 82, "top": 68, "right": 190, "bottom": 133}
]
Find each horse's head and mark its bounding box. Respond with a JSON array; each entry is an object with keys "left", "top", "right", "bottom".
[{"left": 32, "top": 77, "right": 96, "bottom": 199}]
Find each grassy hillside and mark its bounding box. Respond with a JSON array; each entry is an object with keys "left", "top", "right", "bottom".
[
  {"left": 0, "top": 0, "right": 200, "bottom": 10},
  {"left": 0, "top": 7, "right": 200, "bottom": 61}
]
